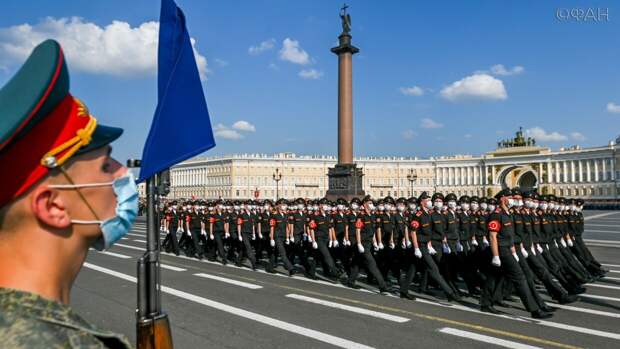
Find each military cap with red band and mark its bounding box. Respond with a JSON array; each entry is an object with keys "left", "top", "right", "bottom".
[{"left": 0, "top": 40, "right": 123, "bottom": 208}]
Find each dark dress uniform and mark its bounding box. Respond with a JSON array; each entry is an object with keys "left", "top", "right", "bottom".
[
  {"left": 237, "top": 211, "right": 257, "bottom": 269},
  {"left": 163, "top": 209, "right": 181, "bottom": 255},
  {"left": 258, "top": 211, "right": 275, "bottom": 272},
  {"left": 188, "top": 209, "right": 205, "bottom": 258},
  {"left": 310, "top": 212, "right": 339, "bottom": 277},
  {"left": 289, "top": 211, "right": 316, "bottom": 278},
  {"left": 412, "top": 209, "right": 456, "bottom": 299},
  {"left": 481, "top": 209, "right": 540, "bottom": 313},
  {"left": 456, "top": 210, "right": 479, "bottom": 295},
  {"left": 347, "top": 212, "right": 387, "bottom": 291},
  {"left": 394, "top": 211, "right": 416, "bottom": 297},
  {"left": 209, "top": 211, "right": 228, "bottom": 264},
  {"left": 332, "top": 211, "right": 349, "bottom": 272},
  {"left": 270, "top": 212, "right": 295, "bottom": 273},
  {"left": 378, "top": 212, "right": 396, "bottom": 280}
]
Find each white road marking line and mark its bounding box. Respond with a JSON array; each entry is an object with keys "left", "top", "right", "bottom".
[
  {"left": 587, "top": 224, "right": 620, "bottom": 228},
  {"left": 584, "top": 239, "right": 620, "bottom": 245},
  {"left": 584, "top": 230, "right": 620, "bottom": 234},
  {"left": 580, "top": 294, "right": 620, "bottom": 303},
  {"left": 127, "top": 233, "right": 144, "bottom": 237},
  {"left": 160, "top": 264, "right": 187, "bottom": 272},
  {"left": 98, "top": 251, "right": 131, "bottom": 259},
  {"left": 602, "top": 276, "right": 620, "bottom": 281},
  {"left": 121, "top": 237, "right": 129, "bottom": 240},
  {"left": 438, "top": 327, "right": 542, "bottom": 349},
  {"left": 83, "top": 263, "right": 374, "bottom": 349},
  {"left": 194, "top": 273, "right": 263, "bottom": 289},
  {"left": 603, "top": 263, "right": 620, "bottom": 268},
  {"left": 133, "top": 239, "right": 147, "bottom": 243},
  {"left": 286, "top": 294, "right": 409, "bottom": 323},
  {"left": 585, "top": 212, "right": 620, "bottom": 221},
  {"left": 550, "top": 303, "right": 620, "bottom": 319},
  {"left": 110, "top": 243, "right": 620, "bottom": 338},
  {"left": 608, "top": 270, "right": 620, "bottom": 274},
  {"left": 587, "top": 283, "right": 620, "bottom": 291}
]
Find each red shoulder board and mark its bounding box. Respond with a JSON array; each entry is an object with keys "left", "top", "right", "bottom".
[
  {"left": 355, "top": 218, "right": 364, "bottom": 229},
  {"left": 269, "top": 218, "right": 276, "bottom": 227},
  {"left": 488, "top": 220, "right": 500, "bottom": 232},
  {"left": 309, "top": 220, "right": 317, "bottom": 229},
  {"left": 410, "top": 220, "right": 420, "bottom": 229},
  {"left": 209, "top": 217, "right": 215, "bottom": 224},
  {"left": 415, "top": 211, "right": 422, "bottom": 217},
  {"left": 237, "top": 217, "right": 244, "bottom": 225}
]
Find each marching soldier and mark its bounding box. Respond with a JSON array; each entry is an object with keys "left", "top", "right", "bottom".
[
  {"left": 208, "top": 200, "right": 228, "bottom": 265},
  {"left": 480, "top": 189, "right": 552, "bottom": 318},
  {"left": 270, "top": 199, "right": 295, "bottom": 276},
  {"left": 288, "top": 198, "right": 317, "bottom": 278},
  {"left": 309, "top": 198, "right": 340, "bottom": 279},
  {"left": 162, "top": 200, "right": 181, "bottom": 255},
  {"left": 237, "top": 200, "right": 257, "bottom": 270}
]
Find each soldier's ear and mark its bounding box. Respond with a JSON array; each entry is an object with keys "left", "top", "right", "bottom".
[{"left": 30, "top": 185, "right": 71, "bottom": 229}]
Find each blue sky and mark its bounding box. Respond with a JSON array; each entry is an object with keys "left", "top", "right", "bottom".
[{"left": 1, "top": 0, "right": 619, "bottom": 163}]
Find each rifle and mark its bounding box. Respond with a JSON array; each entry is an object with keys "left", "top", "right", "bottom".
[{"left": 128, "top": 159, "right": 174, "bottom": 349}]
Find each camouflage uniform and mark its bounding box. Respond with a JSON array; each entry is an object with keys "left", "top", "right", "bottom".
[{"left": 0, "top": 288, "right": 132, "bottom": 349}]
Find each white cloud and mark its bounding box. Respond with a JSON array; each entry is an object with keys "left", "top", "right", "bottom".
[
  {"left": 232, "top": 120, "right": 256, "bottom": 132},
  {"left": 420, "top": 118, "right": 444, "bottom": 129},
  {"left": 399, "top": 86, "right": 424, "bottom": 96},
  {"left": 279, "top": 38, "right": 310, "bottom": 65},
  {"left": 214, "top": 123, "right": 243, "bottom": 140},
  {"left": 214, "top": 58, "right": 229, "bottom": 67},
  {"left": 607, "top": 102, "right": 620, "bottom": 113},
  {"left": 525, "top": 127, "right": 567, "bottom": 142},
  {"left": 441, "top": 73, "right": 507, "bottom": 101},
  {"left": 0, "top": 17, "right": 208, "bottom": 80},
  {"left": 298, "top": 69, "right": 323, "bottom": 80},
  {"left": 401, "top": 129, "right": 415, "bottom": 140},
  {"left": 570, "top": 132, "right": 586, "bottom": 141},
  {"left": 489, "top": 64, "right": 524, "bottom": 76},
  {"left": 248, "top": 38, "right": 275, "bottom": 55}
]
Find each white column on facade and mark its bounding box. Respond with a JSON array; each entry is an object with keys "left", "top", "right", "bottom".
[
  {"left": 473, "top": 166, "right": 478, "bottom": 185},
  {"left": 612, "top": 157, "right": 617, "bottom": 181},
  {"left": 441, "top": 167, "right": 446, "bottom": 186},
  {"left": 563, "top": 161, "right": 568, "bottom": 183},
  {"left": 578, "top": 160, "right": 584, "bottom": 182},
  {"left": 570, "top": 161, "right": 576, "bottom": 182},
  {"left": 594, "top": 159, "right": 599, "bottom": 182},
  {"left": 538, "top": 163, "right": 543, "bottom": 184},
  {"left": 602, "top": 158, "right": 607, "bottom": 181},
  {"left": 491, "top": 165, "right": 496, "bottom": 185},
  {"left": 586, "top": 160, "right": 591, "bottom": 182},
  {"left": 546, "top": 162, "right": 553, "bottom": 184},
  {"left": 554, "top": 162, "right": 560, "bottom": 183}
]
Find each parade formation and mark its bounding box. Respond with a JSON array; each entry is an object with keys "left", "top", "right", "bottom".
[{"left": 159, "top": 190, "right": 608, "bottom": 320}]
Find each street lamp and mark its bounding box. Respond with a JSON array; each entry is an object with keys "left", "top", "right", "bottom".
[
  {"left": 273, "top": 168, "right": 282, "bottom": 200},
  {"left": 406, "top": 169, "right": 418, "bottom": 197}
]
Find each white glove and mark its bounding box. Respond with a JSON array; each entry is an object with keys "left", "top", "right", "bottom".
[
  {"left": 389, "top": 242, "right": 395, "bottom": 249},
  {"left": 373, "top": 241, "right": 379, "bottom": 251},
  {"left": 333, "top": 240, "right": 339, "bottom": 248},
  {"left": 530, "top": 246, "right": 537, "bottom": 256},
  {"left": 270, "top": 239, "right": 275, "bottom": 247},
  {"left": 537, "top": 244, "right": 543, "bottom": 254},
  {"left": 328, "top": 240, "right": 333, "bottom": 248},
  {"left": 553, "top": 240, "right": 559, "bottom": 248},
  {"left": 456, "top": 242, "right": 464, "bottom": 253},
  {"left": 201, "top": 229, "right": 207, "bottom": 236},
  {"left": 209, "top": 233, "right": 214, "bottom": 240},
  {"left": 312, "top": 241, "right": 318, "bottom": 249},
  {"left": 344, "top": 239, "right": 351, "bottom": 246},
  {"left": 378, "top": 242, "right": 385, "bottom": 250},
  {"left": 225, "top": 232, "right": 230, "bottom": 239},
  {"left": 285, "top": 238, "right": 290, "bottom": 245},
  {"left": 357, "top": 243, "right": 365, "bottom": 253},
  {"left": 307, "top": 235, "right": 313, "bottom": 243},
  {"left": 560, "top": 239, "right": 567, "bottom": 248},
  {"left": 492, "top": 255, "right": 501, "bottom": 267},
  {"left": 567, "top": 238, "right": 573, "bottom": 247},
  {"left": 443, "top": 243, "right": 451, "bottom": 254},
  {"left": 252, "top": 233, "right": 256, "bottom": 240},
  {"left": 238, "top": 234, "right": 243, "bottom": 242},
  {"left": 258, "top": 233, "right": 263, "bottom": 240},
  {"left": 406, "top": 240, "right": 412, "bottom": 248},
  {"left": 483, "top": 238, "right": 489, "bottom": 247},
  {"left": 513, "top": 252, "right": 519, "bottom": 262},
  {"left": 471, "top": 238, "right": 479, "bottom": 247},
  {"left": 521, "top": 247, "right": 528, "bottom": 259},
  {"left": 428, "top": 245, "right": 437, "bottom": 255},
  {"left": 545, "top": 244, "right": 550, "bottom": 251},
  {"left": 176, "top": 227, "right": 182, "bottom": 233},
  {"left": 186, "top": 230, "right": 191, "bottom": 237},
  {"left": 414, "top": 248, "right": 422, "bottom": 259},
  {"left": 401, "top": 240, "right": 407, "bottom": 249}
]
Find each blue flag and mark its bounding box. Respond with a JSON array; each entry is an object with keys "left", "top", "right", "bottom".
[{"left": 139, "top": 0, "right": 215, "bottom": 181}]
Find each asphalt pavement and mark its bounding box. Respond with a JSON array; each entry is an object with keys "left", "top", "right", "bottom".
[{"left": 72, "top": 210, "right": 620, "bottom": 349}]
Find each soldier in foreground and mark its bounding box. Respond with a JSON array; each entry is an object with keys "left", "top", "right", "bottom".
[{"left": 0, "top": 40, "right": 134, "bottom": 348}]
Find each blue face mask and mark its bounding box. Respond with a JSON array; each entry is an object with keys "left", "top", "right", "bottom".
[{"left": 49, "top": 172, "right": 139, "bottom": 251}]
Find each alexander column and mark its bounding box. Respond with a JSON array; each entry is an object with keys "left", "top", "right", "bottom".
[{"left": 326, "top": 4, "right": 365, "bottom": 200}]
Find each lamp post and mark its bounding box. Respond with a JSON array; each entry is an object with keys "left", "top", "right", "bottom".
[
  {"left": 406, "top": 169, "right": 418, "bottom": 197},
  {"left": 273, "top": 168, "right": 282, "bottom": 200}
]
